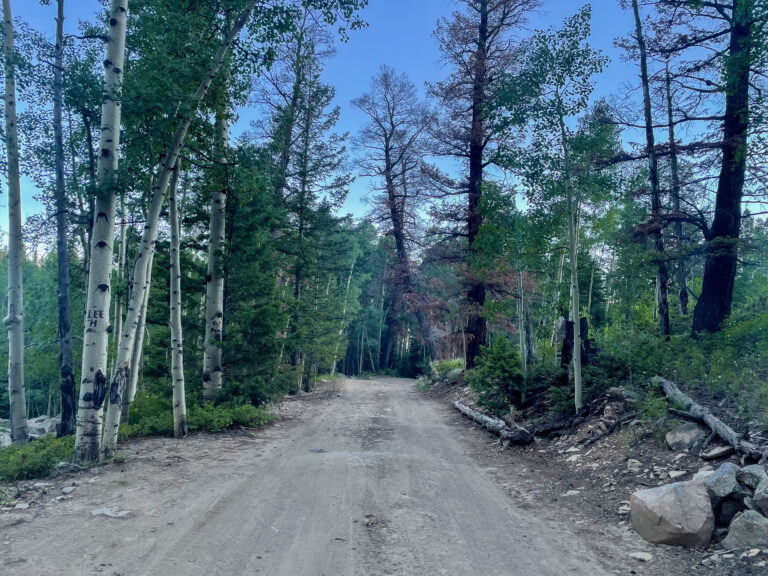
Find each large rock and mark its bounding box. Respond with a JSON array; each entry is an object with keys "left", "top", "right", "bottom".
[
  {"left": 737, "top": 465, "right": 768, "bottom": 491},
  {"left": 630, "top": 481, "right": 714, "bottom": 548},
  {"left": 666, "top": 422, "right": 706, "bottom": 452},
  {"left": 26, "top": 415, "right": 59, "bottom": 436},
  {"left": 703, "top": 462, "right": 741, "bottom": 504},
  {"left": 754, "top": 479, "right": 768, "bottom": 516},
  {"left": 703, "top": 462, "right": 749, "bottom": 526},
  {"left": 444, "top": 369, "right": 464, "bottom": 385},
  {"left": 723, "top": 511, "right": 768, "bottom": 549}
]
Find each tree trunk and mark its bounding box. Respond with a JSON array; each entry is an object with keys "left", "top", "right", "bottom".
[
  {"left": 465, "top": 0, "right": 489, "bottom": 370},
  {"left": 559, "top": 108, "right": 583, "bottom": 412},
  {"left": 3, "top": 0, "right": 28, "bottom": 444},
  {"left": 169, "top": 168, "right": 188, "bottom": 438},
  {"left": 113, "top": 193, "right": 127, "bottom": 353},
  {"left": 203, "top": 111, "right": 228, "bottom": 400},
  {"left": 331, "top": 260, "right": 356, "bottom": 377},
  {"left": 100, "top": 2, "right": 257, "bottom": 458},
  {"left": 665, "top": 63, "right": 688, "bottom": 317},
  {"left": 73, "top": 0, "right": 128, "bottom": 464},
  {"left": 126, "top": 251, "right": 152, "bottom": 415},
  {"left": 517, "top": 264, "right": 527, "bottom": 401},
  {"left": 633, "top": 0, "right": 670, "bottom": 339},
  {"left": 692, "top": 0, "right": 753, "bottom": 333},
  {"left": 51, "top": 0, "right": 75, "bottom": 438}
]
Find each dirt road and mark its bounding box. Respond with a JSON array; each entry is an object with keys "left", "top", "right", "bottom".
[{"left": 2, "top": 378, "right": 620, "bottom": 575}]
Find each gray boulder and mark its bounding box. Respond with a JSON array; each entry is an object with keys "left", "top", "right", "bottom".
[
  {"left": 723, "top": 511, "right": 768, "bottom": 549},
  {"left": 444, "top": 369, "right": 464, "bottom": 385},
  {"left": 630, "top": 481, "right": 714, "bottom": 548},
  {"left": 703, "top": 462, "right": 750, "bottom": 526},
  {"left": 703, "top": 462, "right": 741, "bottom": 504},
  {"left": 737, "top": 465, "right": 768, "bottom": 491},
  {"left": 666, "top": 422, "right": 706, "bottom": 452},
  {"left": 754, "top": 479, "right": 768, "bottom": 516}
]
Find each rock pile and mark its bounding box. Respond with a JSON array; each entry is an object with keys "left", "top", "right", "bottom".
[{"left": 631, "top": 459, "right": 768, "bottom": 549}]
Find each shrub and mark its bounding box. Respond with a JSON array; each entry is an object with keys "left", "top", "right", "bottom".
[
  {"left": 430, "top": 358, "right": 465, "bottom": 380},
  {"left": 0, "top": 435, "right": 75, "bottom": 481},
  {"left": 121, "top": 391, "right": 275, "bottom": 438},
  {"left": 227, "top": 404, "right": 274, "bottom": 429},
  {"left": 468, "top": 337, "right": 524, "bottom": 416}
]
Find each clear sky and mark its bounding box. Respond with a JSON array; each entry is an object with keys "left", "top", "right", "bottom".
[{"left": 3, "top": 0, "right": 640, "bottom": 233}]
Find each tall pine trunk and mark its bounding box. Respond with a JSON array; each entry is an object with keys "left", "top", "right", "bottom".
[
  {"left": 169, "top": 167, "right": 187, "bottom": 437},
  {"left": 665, "top": 64, "right": 688, "bottom": 316},
  {"left": 202, "top": 111, "right": 228, "bottom": 400},
  {"left": 100, "top": 2, "right": 257, "bottom": 458},
  {"left": 692, "top": 0, "right": 753, "bottom": 333},
  {"left": 633, "top": 0, "right": 670, "bottom": 338},
  {"left": 3, "top": 0, "right": 28, "bottom": 444},
  {"left": 465, "top": 0, "right": 489, "bottom": 369}
]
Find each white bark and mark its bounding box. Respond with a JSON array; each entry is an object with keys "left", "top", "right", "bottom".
[
  {"left": 127, "top": 251, "right": 152, "bottom": 406},
  {"left": 203, "top": 112, "right": 228, "bottom": 400},
  {"left": 330, "top": 260, "right": 355, "bottom": 377},
  {"left": 100, "top": 3, "right": 256, "bottom": 458},
  {"left": 559, "top": 110, "right": 582, "bottom": 412},
  {"left": 2, "top": 0, "right": 28, "bottom": 444},
  {"left": 73, "top": 0, "right": 128, "bottom": 464},
  {"left": 169, "top": 168, "right": 187, "bottom": 437},
  {"left": 113, "top": 194, "right": 127, "bottom": 350}
]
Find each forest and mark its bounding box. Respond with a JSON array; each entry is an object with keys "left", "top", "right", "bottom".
[{"left": 0, "top": 0, "right": 766, "bottom": 477}]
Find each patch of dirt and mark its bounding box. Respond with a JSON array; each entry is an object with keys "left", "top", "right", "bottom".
[{"left": 426, "top": 381, "right": 767, "bottom": 576}]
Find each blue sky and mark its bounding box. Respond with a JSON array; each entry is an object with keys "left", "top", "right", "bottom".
[{"left": 4, "top": 0, "right": 640, "bottom": 232}]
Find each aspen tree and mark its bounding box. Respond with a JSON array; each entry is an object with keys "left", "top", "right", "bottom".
[
  {"left": 3, "top": 0, "right": 28, "bottom": 444},
  {"left": 169, "top": 167, "right": 187, "bottom": 437},
  {"left": 203, "top": 111, "right": 228, "bottom": 400},
  {"left": 101, "top": 1, "right": 261, "bottom": 457},
  {"left": 74, "top": 0, "right": 128, "bottom": 464}
]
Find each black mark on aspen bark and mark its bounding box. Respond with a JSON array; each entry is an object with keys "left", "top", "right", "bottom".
[{"left": 93, "top": 371, "right": 108, "bottom": 409}]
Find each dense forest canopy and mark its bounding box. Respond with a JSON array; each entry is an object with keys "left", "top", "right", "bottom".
[{"left": 0, "top": 0, "right": 766, "bottom": 467}]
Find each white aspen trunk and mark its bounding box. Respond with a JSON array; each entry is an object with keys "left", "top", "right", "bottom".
[
  {"left": 202, "top": 111, "right": 228, "bottom": 400},
  {"left": 73, "top": 0, "right": 128, "bottom": 464},
  {"left": 113, "top": 194, "right": 127, "bottom": 349},
  {"left": 169, "top": 168, "right": 187, "bottom": 437},
  {"left": 567, "top": 198, "right": 582, "bottom": 411},
  {"left": 100, "top": 3, "right": 256, "bottom": 458},
  {"left": 127, "top": 252, "right": 152, "bottom": 406},
  {"left": 559, "top": 109, "right": 582, "bottom": 412},
  {"left": 330, "top": 260, "right": 356, "bottom": 377},
  {"left": 3, "top": 0, "right": 28, "bottom": 444}
]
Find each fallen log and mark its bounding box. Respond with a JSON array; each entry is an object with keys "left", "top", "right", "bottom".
[
  {"left": 453, "top": 401, "right": 534, "bottom": 445},
  {"left": 651, "top": 376, "right": 767, "bottom": 462}
]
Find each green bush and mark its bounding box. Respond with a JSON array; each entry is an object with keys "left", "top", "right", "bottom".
[
  {"left": 468, "top": 337, "right": 524, "bottom": 416},
  {"left": 227, "top": 404, "right": 275, "bottom": 428},
  {"left": 121, "top": 391, "right": 275, "bottom": 438},
  {"left": 430, "top": 357, "right": 465, "bottom": 380},
  {"left": 0, "top": 435, "right": 75, "bottom": 481}
]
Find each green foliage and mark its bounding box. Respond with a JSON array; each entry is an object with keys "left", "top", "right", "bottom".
[
  {"left": 226, "top": 404, "right": 275, "bottom": 429},
  {"left": 638, "top": 387, "right": 668, "bottom": 423},
  {"left": 430, "top": 358, "right": 465, "bottom": 380},
  {"left": 468, "top": 337, "right": 524, "bottom": 416},
  {"left": 121, "top": 390, "right": 275, "bottom": 438},
  {"left": 0, "top": 436, "right": 75, "bottom": 482}
]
